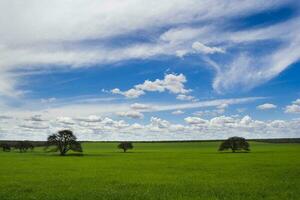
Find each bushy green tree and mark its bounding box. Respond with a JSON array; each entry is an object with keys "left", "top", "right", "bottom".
[
  {"left": 46, "top": 130, "right": 82, "bottom": 156},
  {"left": 219, "top": 137, "right": 250, "bottom": 152},
  {"left": 118, "top": 142, "right": 133, "bottom": 153}
]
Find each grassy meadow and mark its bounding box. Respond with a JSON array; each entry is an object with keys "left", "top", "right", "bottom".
[{"left": 0, "top": 141, "right": 299, "bottom": 200}]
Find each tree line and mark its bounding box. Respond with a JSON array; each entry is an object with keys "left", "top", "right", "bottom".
[
  {"left": 0, "top": 141, "right": 34, "bottom": 152},
  {"left": 1, "top": 130, "right": 250, "bottom": 155}
]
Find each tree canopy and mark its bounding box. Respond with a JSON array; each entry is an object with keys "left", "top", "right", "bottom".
[
  {"left": 46, "top": 130, "right": 82, "bottom": 156},
  {"left": 118, "top": 142, "right": 133, "bottom": 153},
  {"left": 219, "top": 137, "right": 250, "bottom": 152}
]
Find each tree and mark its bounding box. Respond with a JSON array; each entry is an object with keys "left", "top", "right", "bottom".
[
  {"left": 219, "top": 137, "right": 250, "bottom": 152},
  {"left": 118, "top": 142, "right": 133, "bottom": 153},
  {"left": 14, "top": 141, "right": 34, "bottom": 152},
  {"left": 0, "top": 143, "right": 11, "bottom": 152},
  {"left": 46, "top": 130, "right": 82, "bottom": 156}
]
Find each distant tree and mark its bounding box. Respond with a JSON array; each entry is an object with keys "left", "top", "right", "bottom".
[
  {"left": 14, "top": 141, "right": 34, "bottom": 152},
  {"left": 1, "top": 143, "right": 11, "bottom": 152},
  {"left": 219, "top": 137, "right": 250, "bottom": 152},
  {"left": 46, "top": 130, "right": 82, "bottom": 156},
  {"left": 118, "top": 142, "right": 133, "bottom": 153}
]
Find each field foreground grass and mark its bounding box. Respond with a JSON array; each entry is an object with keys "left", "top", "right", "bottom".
[{"left": 0, "top": 142, "right": 299, "bottom": 200}]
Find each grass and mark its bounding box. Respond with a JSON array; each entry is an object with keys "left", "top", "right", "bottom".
[{"left": 0, "top": 142, "right": 299, "bottom": 200}]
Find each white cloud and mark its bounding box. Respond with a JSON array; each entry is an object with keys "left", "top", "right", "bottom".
[
  {"left": 117, "top": 110, "right": 144, "bottom": 119},
  {"left": 293, "top": 99, "right": 300, "bottom": 105},
  {"left": 130, "top": 103, "right": 151, "bottom": 110},
  {"left": 193, "top": 109, "right": 225, "bottom": 117},
  {"left": 185, "top": 117, "right": 208, "bottom": 125},
  {"left": 41, "top": 98, "right": 57, "bottom": 104},
  {"left": 172, "top": 110, "right": 184, "bottom": 115},
  {"left": 150, "top": 97, "right": 262, "bottom": 112},
  {"left": 1, "top": 112, "right": 300, "bottom": 140},
  {"left": 192, "top": 41, "right": 225, "bottom": 54},
  {"left": 0, "top": 95, "right": 261, "bottom": 122},
  {"left": 150, "top": 117, "right": 170, "bottom": 129},
  {"left": 210, "top": 116, "right": 235, "bottom": 126},
  {"left": 76, "top": 115, "right": 103, "bottom": 122},
  {"left": 0, "top": 0, "right": 292, "bottom": 96},
  {"left": 257, "top": 103, "right": 277, "bottom": 110},
  {"left": 30, "top": 115, "right": 46, "bottom": 122},
  {"left": 240, "top": 115, "right": 252, "bottom": 126},
  {"left": 217, "top": 103, "right": 228, "bottom": 109},
  {"left": 111, "top": 88, "right": 145, "bottom": 99},
  {"left": 175, "top": 50, "right": 189, "bottom": 58},
  {"left": 176, "top": 94, "right": 196, "bottom": 101},
  {"left": 56, "top": 117, "right": 75, "bottom": 125},
  {"left": 193, "top": 103, "right": 228, "bottom": 117},
  {"left": 284, "top": 99, "right": 300, "bottom": 114},
  {"left": 137, "top": 73, "right": 190, "bottom": 94},
  {"left": 237, "top": 108, "right": 247, "bottom": 113},
  {"left": 160, "top": 27, "right": 209, "bottom": 44},
  {"left": 111, "top": 73, "right": 191, "bottom": 98},
  {"left": 212, "top": 17, "right": 300, "bottom": 93}
]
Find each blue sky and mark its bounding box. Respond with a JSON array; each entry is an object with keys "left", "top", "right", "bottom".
[{"left": 0, "top": 0, "right": 300, "bottom": 140}]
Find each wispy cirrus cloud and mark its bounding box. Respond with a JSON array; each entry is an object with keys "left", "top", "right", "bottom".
[
  {"left": 1, "top": 0, "right": 300, "bottom": 141},
  {"left": 0, "top": 0, "right": 295, "bottom": 96},
  {"left": 0, "top": 95, "right": 263, "bottom": 120}
]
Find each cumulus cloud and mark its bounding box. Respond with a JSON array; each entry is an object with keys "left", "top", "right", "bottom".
[
  {"left": 111, "top": 88, "right": 145, "bottom": 99},
  {"left": 56, "top": 117, "right": 75, "bottom": 125},
  {"left": 285, "top": 99, "right": 300, "bottom": 114},
  {"left": 185, "top": 117, "right": 208, "bottom": 125},
  {"left": 76, "top": 115, "right": 103, "bottom": 122},
  {"left": 257, "top": 103, "right": 277, "bottom": 110},
  {"left": 149, "top": 117, "right": 170, "bottom": 129},
  {"left": 183, "top": 115, "right": 300, "bottom": 139},
  {"left": 293, "top": 99, "right": 300, "bottom": 105},
  {"left": 111, "top": 73, "right": 191, "bottom": 98},
  {"left": 1, "top": 112, "right": 300, "bottom": 140},
  {"left": 117, "top": 110, "right": 144, "bottom": 119}
]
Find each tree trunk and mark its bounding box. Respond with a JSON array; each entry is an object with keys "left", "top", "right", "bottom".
[{"left": 60, "top": 148, "right": 67, "bottom": 156}]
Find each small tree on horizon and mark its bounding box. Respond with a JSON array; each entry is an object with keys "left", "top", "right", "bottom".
[
  {"left": 46, "top": 130, "right": 82, "bottom": 156},
  {"left": 14, "top": 141, "right": 34, "bottom": 152},
  {"left": 219, "top": 137, "right": 250, "bottom": 152},
  {"left": 118, "top": 142, "right": 133, "bottom": 153}
]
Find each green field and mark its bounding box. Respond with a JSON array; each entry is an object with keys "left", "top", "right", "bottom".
[{"left": 0, "top": 142, "right": 299, "bottom": 200}]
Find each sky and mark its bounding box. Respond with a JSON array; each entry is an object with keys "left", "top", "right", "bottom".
[{"left": 0, "top": 0, "right": 300, "bottom": 141}]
